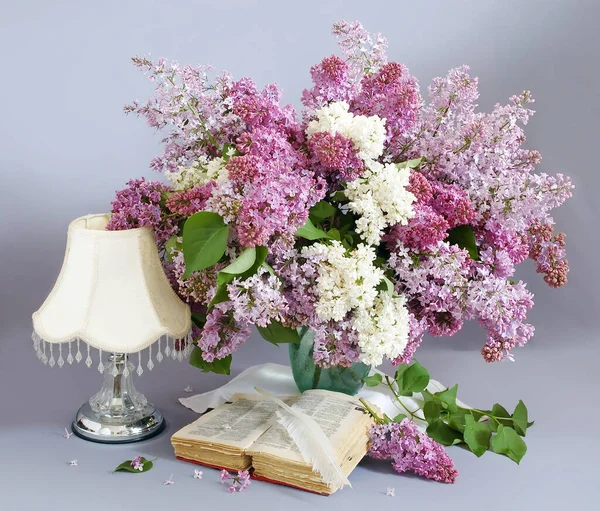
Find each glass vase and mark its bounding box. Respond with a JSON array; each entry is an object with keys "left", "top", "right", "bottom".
[{"left": 288, "top": 327, "right": 370, "bottom": 396}]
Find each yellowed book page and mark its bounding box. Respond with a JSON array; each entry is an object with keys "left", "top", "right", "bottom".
[
  {"left": 248, "top": 390, "right": 369, "bottom": 463},
  {"left": 172, "top": 394, "right": 297, "bottom": 450}
]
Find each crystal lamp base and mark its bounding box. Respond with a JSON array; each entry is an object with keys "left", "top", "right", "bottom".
[
  {"left": 72, "top": 402, "right": 165, "bottom": 443},
  {"left": 72, "top": 353, "right": 165, "bottom": 444}
]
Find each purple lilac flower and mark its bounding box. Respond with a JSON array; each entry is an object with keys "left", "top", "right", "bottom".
[
  {"left": 106, "top": 178, "right": 177, "bottom": 246},
  {"left": 197, "top": 304, "right": 251, "bottom": 362},
  {"left": 301, "top": 55, "right": 355, "bottom": 114},
  {"left": 385, "top": 204, "right": 449, "bottom": 252},
  {"left": 331, "top": 20, "right": 388, "bottom": 81},
  {"left": 352, "top": 62, "right": 421, "bottom": 145},
  {"left": 369, "top": 420, "right": 458, "bottom": 484},
  {"left": 311, "top": 319, "right": 362, "bottom": 367},
  {"left": 307, "top": 131, "right": 364, "bottom": 182},
  {"left": 166, "top": 182, "right": 216, "bottom": 216},
  {"left": 227, "top": 269, "right": 289, "bottom": 327},
  {"left": 219, "top": 469, "right": 251, "bottom": 493},
  {"left": 131, "top": 456, "right": 144, "bottom": 471}
]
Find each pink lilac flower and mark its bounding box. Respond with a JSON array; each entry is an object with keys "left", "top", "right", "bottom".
[
  {"left": 197, "top": 303, "right": 251, "bottom": 362},
  {"left": 106, "top": 178, "right": 177, "bottom": 246},
  {"left": 166, "top": 182, "right": 216, "bottom": 216},
  {"left": 385, "top": 204, "right": 449, "bottom": 252},
  {"left": 307, "top": 131, "right": 364, "bottom": 182},
  {"left": 429, "top": 182, "right": 477, "bottom": 228},
  {"left": 332, "top": 20, "right": 388, "bottom": 81},
  {"left": 528, "top": 221, "right": 569, "bottom": 288},
  {"left": 125, "top": 57, "right": 244, "bottom": 171},
  {"left": 226, "top": 269, "right": 289, "bottom": 327},
  {"left": 352, "top": 62, "right": 421, "bottom": 145},
  {"left": 167, "top": 251, "right": 222, "bottom": 306},
  {"left": 220, "top": 469, "right": 251, "bottom": 493},
  {"left": 311, "top": 319, "right": 362, "bottom": 367},
  {"left": 301, "top": 55, "right": 355, "bottom": 114},
  {"left": 369, "top": 420, "right": 458, "bottom": 483},
  {"left": 406, "top": 171, "right": 434, "bottom": 203},
  {"left": 131, "top": 456, "right": 144, "bottom": 471}
]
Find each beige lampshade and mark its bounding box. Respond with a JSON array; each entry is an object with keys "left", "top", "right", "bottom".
[{"left": 32, "top": 214, "right": 192, "bottom": 372}]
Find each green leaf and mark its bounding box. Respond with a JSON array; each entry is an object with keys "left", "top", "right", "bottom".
[
  {"left": 309, "top": 200, "right": 337, "bottom": 221},
  {"left": 217, "top": 247, "right": 257, "bottom": 286},
  {"left": 434, "top": 384, "right": 458, "bottom": 413},
  {"left": 447, "top": 409, "right": 467, "bottom": 433},
  {"left": 256, "top": 321, "right": 300, "bottom": 346},
  {"left": 491, "top": 425, "right": 527, "bottom": 464},
  {"left": 209, "top": 284, "right": 229, "bottom": 308},
  {"left": 395, "top": 361, "right": 430, "bottom": 396},
  {"left": 488, "top": 403, "right": 512, "bottom": 432},
  {"left": 398, "top": 158, "right": 422, "bottom": 169},
  {"left": 392, "top": 414, "right": 407, "bottom": 423},
  {"left": 164, "top": 235, "right": 182, "bottom": 262},
  {"left": 423, "top": 400, "right": 443, "bottom": 423},
  {"left": 191, "top": 312, "right": 206, "bottom": 329},
  {"left": 114, "top": 457, "right": 155, "bottom": 473},
  {"left": 182, "top": 212, "right": 229, "bottom": 278},
  {"left": 426, "top": 420, "right": 463, "bottom": 446},
  {"left": 294, "top": 218, "right": 330, "bottom": 240},
  {"left": 189, "top": 346, "right": 231, "bottom": 375},
  {"left": 464, "top": 414, "right": 492, "bottom": 457},
  {"left": 376, "top": 276, "right": 395, "bottom": 296},
  {"left": 512, "top": 400, "right": 529, "bottom": 436},
  {"left": 326, "top": 228, "right": 341, "bottom": 241},
  {"left": 447, "top": 225, "right": 480, "bottom": 261},
  {"left": 330, "top": 191, "right": 348, "bottom": 202},
  {"left": 362, "top": 373, "right": 383, "bottom": 387}
]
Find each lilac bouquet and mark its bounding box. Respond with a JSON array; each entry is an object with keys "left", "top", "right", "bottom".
[{"left": 109, "top": 21, "right": 572, "bottom": 479}]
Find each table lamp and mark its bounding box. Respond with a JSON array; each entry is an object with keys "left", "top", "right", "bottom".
[{"left": 32, "top": 213, "right": 192, "bottom": 443}]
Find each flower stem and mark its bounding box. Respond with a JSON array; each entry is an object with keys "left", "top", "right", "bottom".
[
  {"left": 384, "top": 376, "right": 426, "bottom": 421},
  {"left": 359, "top": 398, "right": 383, "bottom": 424}
]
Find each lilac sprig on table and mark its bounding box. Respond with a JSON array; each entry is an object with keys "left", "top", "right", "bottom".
[
  {"left": 114, "top": 456, "right": 157, "bottom": 473},
  {"left": 219, "top": 469, "right": 251, "bottom": 493},
  {"left": 361, "top": 361, "right": 531, "bottom": 481}
]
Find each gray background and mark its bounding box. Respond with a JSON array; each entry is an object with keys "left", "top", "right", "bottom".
[{"left": 1, "top": 0, "right": 598, "bottom": 509}]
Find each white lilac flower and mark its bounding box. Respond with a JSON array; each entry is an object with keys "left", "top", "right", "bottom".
[
  {"left": 193, "top": 469, "right": 203, "bottom": 479},
  {"left": 165, "top": 156, "right": 228, "bottom": 191},
  {"left": 163, "top": 474, "right": 175, "bottom": 485},
  {"left": 302, "top": 241, "right": 383, "bottom": 322},
  {"left": 386, "top": 487, "right": 396, "bottom": 497},
  {"left": 306, "top": 101, "right": 386, "bottom": 162},
  {"left": 353, "top": 292, "right": 410, "bottom": 366},
  {"left": 345, "top": 160, "right": 416, "bottom": 245},
  {"left": 63, "top": 428, "right": 73, "bottom": 439},
  {"left": 69, "top": 460, "right": 78, "bottom": 466}
]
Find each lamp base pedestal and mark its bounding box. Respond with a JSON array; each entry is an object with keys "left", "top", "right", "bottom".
[
  {"left": 71, "top": 352, "right": 165, "bottom": 443},
  {"left": 72, "top": 402, "right": 165, "bottom": 444}
]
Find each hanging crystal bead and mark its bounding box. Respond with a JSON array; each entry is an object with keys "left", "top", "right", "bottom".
[
  {"left": 75, "top": 339, "right": 82, "bottom": 363},
  {"left": 57, "top": 343, "right": 65, "bottom": 368},
  {"left": 67, "top": 341, "right": 74, "bottom": 365},
  {"left": 42, "top": 340, "right": 48, "bottom": 365},
  {"left": 147, "top": 345, "right": 154, "bottom": 371},
  {"left": 48, "top": 344, "right": 56, "bottom": 367},
  {"left": 85, "top": 343, "right": 92, "bottom": 368},
  {"left": 97, "top": 349, "right": 104, "bottom": 373},
  {"left": 136, "top": 352, "right": 143, "bottom": 376},
  {"left": 156, "top": 337, "right": 164, "bottom": 363},
  {"left": 164, "top": 337, "right": 172, "bottom": 358}
]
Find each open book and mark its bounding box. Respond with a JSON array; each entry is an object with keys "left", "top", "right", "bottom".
[{"left": 171, "top": 389, "right": 375, "bottom": 495}]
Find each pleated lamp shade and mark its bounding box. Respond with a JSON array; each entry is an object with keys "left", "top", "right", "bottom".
[{"left": 32, "top": 214, "right": 192, "bottom": 374}]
